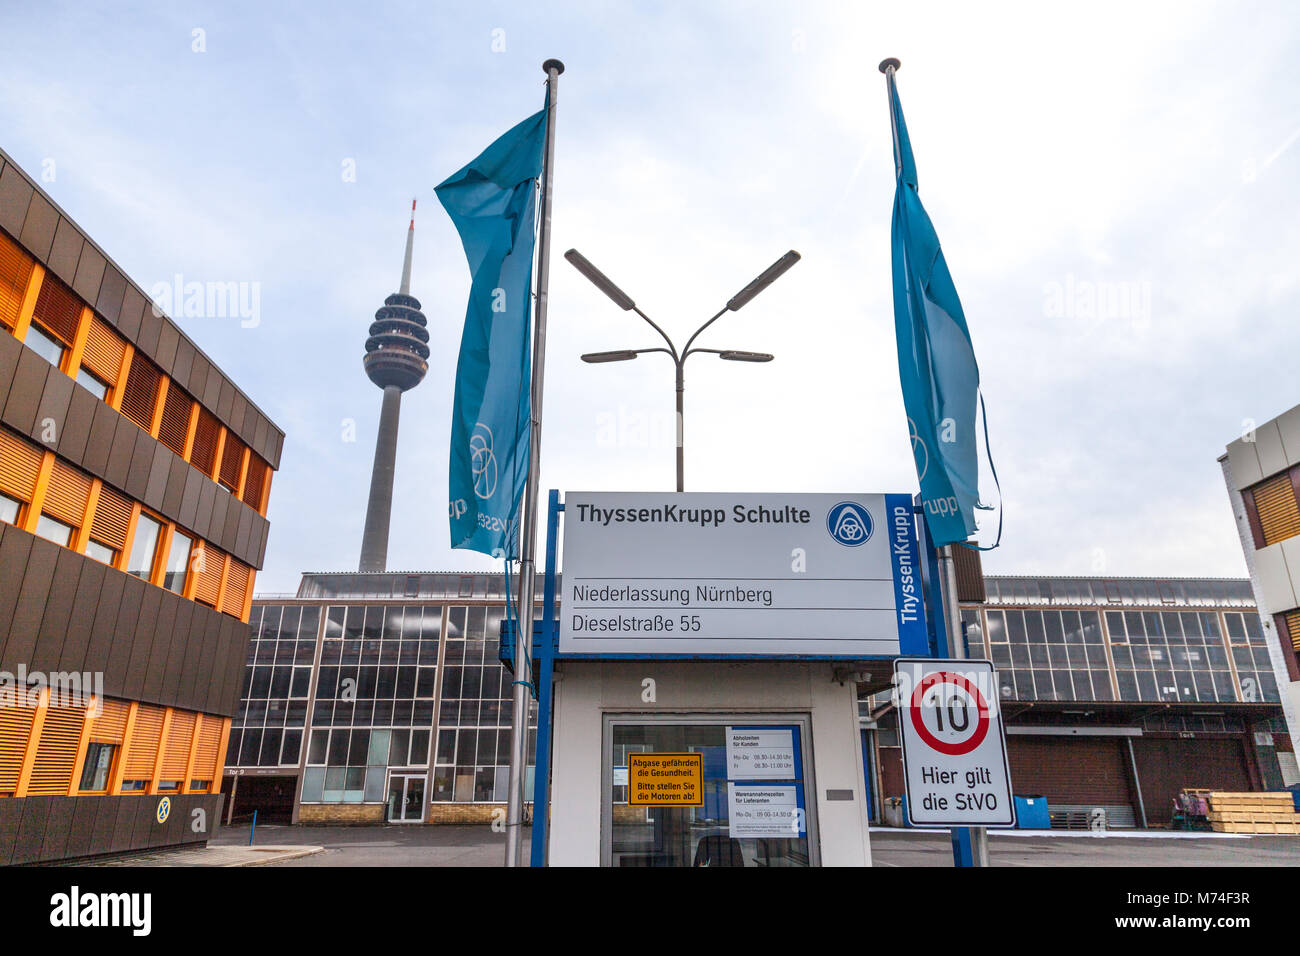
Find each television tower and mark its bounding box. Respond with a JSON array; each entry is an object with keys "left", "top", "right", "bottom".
[{"left": 359, "top": 200, "right": 429, "bottom": 572}]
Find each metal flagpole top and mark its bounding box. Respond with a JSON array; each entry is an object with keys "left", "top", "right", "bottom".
[
  {"left": 543, "top": 58, "right": 565, "bottom": 75},
  {"left": 878, "top": 57, "right": 901, "bottom": 73}
]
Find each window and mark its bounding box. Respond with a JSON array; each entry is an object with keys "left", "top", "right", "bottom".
[
  {"left": 120, "top": 779, "right": 148, "bottom": 792},
  {"left": 75, "top": 367, "right": 109, "bottom": 400},
  {"left": 0, "top": 492, "right": 19, "bottom": 526},
  {"left": 1247, "top": 471, "right": 1300, "bottom": 547},
  {"left": 78, "top": 743, "right": 116, "bottom": 792},
  {"left": 84, "top": 539, "right": 116, "bottom": 565},
  {"left": 156, "top": 780, "right": 182, "bottom": 793},
  {"left": 34, "top": 514, "right": 73, "bottom": 546},
  {"left": 189, "top": 780, "right": 212, "bottom": 793},
  {"left": 127, "top": 513, "right": 163, "bottom": 579},
  {"left": 25, "top": 325, "right": 65, "bottom": 368},
  {"left": 163, "top": 530, "right": 193, "bottom": 593}
]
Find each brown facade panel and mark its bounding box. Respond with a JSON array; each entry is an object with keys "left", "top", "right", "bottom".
[
  {"left": 0, "top": 528, "right": 34, "bottom": 662},
  {"left": 116, "top": 284, "right": 146, "bottom": 342},
  {"left": 179, "top": 466, "right": 202, "bottom": 529},
  {"left": 58, "top": 383, "right": 98, "bottom": 464},
  {"left": 46, "top": 218, "right": 82, "bottom": 287},
  {"left": 195, "top": 479, "right": 216, "bottom": 544},
  {"left": 201, "top": 364, "right": 221, "bottom": 410},
  {"left": 103, "top": 573, "right": 146, "bottom": 692},
  {"left": 127, "top": 585, "right": 163, "bottom": 693},
  {"left": 82, "top": 401, "right": 120, "bottom": 475},
  {"left": 0, "top": 330, "right": 21, "bottom": 410},
  {"left": 143, "top": 441, "right": 171, "bottom": 512},
  {"left": 71, "top": 242, "right": 106, "bottom": 305},
  {"left": 82, "top": 559, "right": 125, "bottom": 679},
  {"left": 154, "top": 321, "right": 179, "bottom": 375},
  {"left": 59, "top": 556, "right": 105, "bottom": 676},
  {"left": 216, "top": 377, "right": 235, "bottom": 425},
  {"left": 3, "top": 347, "right": 51, "bottom": 436},
  {"left": 0, "top": 163, "right": 35, "bottom": 237},
  {"left": 30, "top": 359, "right": 73, "bottom": 447},
  {"left": 162, "top": 455, "right": 187, "bottom": 515},
  {"left": 94, "top": 265, "right": 127, "bottom": 324},
  {"left": 141, "top": 592, "right": 174, "bottom": 704},
  {"left": 30, "top": 547, "right": 84, "bottom": 674},
  {"left": 123, "top": 427, "right": 154, "bottom": 502},
  {"left": 136, "top": 306, "right": 162, "bottom": 358},
  {"left": 19, "top": 192, "right": 58, "bottom": 263},
  {"left": 172, "top": 337, "right": 195, "bottom": 389},
  {"left": 2, "top": 535, "right": 60, "bottom": 669},
  {"left": 102, "top": 416, "right": 137, "bottom": 490},
  {"left": 187, "top": 353, "right": 209, "bottom": 407},
  {"left": 161, "top": 600, "right": 195, "bottom": 704}
]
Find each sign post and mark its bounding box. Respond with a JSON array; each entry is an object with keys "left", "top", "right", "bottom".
[{"left": 895, "top": 658, "right": 1014, "bottom": 833}]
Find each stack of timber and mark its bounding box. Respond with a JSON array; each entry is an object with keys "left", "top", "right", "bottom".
[{"left": 1207, "top": 792, "right": 1299, "bottom": 834}]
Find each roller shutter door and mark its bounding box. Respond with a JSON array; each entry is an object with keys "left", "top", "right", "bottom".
[
  {"left": 1006, "top": 735, "right": 1134, "bottom": 808},
  {"left": 1131, "top": 735, "right": 1253, "bottom": 824}
]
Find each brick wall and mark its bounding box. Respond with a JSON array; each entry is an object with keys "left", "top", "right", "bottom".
[
  {"left": 426, "top": 803, "right": 533, "bottom": 824},
  {"left": 298, "top": 803, "right": 384, "bottom": 825}
]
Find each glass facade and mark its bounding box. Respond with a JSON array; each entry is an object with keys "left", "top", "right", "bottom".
[
  {"left": 228, "top": 597, "right": 536, "bottom": 811},
  {"left": 967, "top": 595, "right": 1280, "bottom": 705}
]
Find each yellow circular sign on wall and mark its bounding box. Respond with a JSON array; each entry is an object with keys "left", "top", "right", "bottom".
[{"left": 156, "top": 796, "right": 171, "bottom": 824}]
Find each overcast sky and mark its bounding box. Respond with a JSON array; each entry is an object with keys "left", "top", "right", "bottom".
[{"left": 2, "top": 1, "right": 1298, "bottom": 592}]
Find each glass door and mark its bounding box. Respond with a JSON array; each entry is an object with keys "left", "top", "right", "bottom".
[
  {"left": 386, "top": 774, "right": 426, "bottom": 823},
  {"left": 602, "top": 714, "right": 817, "bottom": 866}
]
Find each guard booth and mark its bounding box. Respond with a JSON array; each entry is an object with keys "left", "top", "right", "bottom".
[{"left": 504, "top": 490, "right": 935, "bottom": 867}]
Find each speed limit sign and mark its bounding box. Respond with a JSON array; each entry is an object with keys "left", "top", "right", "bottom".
[{"left": 895, "top": 658, "right": 1015, "bottom": 827}]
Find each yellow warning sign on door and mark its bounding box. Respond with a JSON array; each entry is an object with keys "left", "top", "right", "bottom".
[{"left": 627, "top": 752, "right": 704, "bottom": 806}]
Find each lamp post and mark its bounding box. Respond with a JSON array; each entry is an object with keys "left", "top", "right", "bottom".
[{"left": 566, "top": 248, "right": 798, "bottom": 491}]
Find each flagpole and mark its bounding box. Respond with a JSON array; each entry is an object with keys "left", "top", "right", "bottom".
[
  {"left": 881, "top": 55, "right": 990, "bottom": 869},
  {"left": 505, "top": 57, "right": 563, "bottom": 868}
]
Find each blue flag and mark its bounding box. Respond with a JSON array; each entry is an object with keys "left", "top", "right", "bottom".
[
  {"left": 437, "top": 107, "right": 547, "bottom": 557},
  {"left": 887, "top": 72, "right": 999, "bottom": 549}
]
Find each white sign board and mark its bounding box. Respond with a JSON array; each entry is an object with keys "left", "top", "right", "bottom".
[
  {"left": 727, "top": 784, "right": 803, "bottom": 838},
  {"left": 559, "top": 491, "right": 927, "bottom": 656},
  {"left": 895, "top": 658, "right": 1015, "bottom": 827},
  {"left": 726, "top": 727, "right": 796, "bottom": 780}
]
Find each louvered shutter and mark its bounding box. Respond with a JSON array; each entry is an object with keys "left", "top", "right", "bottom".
[
  {"left": 219, "top": 431, "right": 245, "bottom": 491},
  {"left": 194, "top": 544, "right": 225, "bottom": 607},
  {"left": 190, "top": 408, "right": 221, "bottom": 475},
  {"left": 1283, "top": 610, "right": 1300, "bottom": 653},
  {"left": 161, "top": 711, "right": 195, "bottom": 779},
  {"left": 1253, "top": 473, "right": 1300, "bottom": 546},
  {"left": 124, "top": 705, "right": 165, "bottom": 780},
  {"left": 0, "top": 704, "right": 36, "bottom": 794},
  {"left": 119, "top": 355, "right": 161, "bottom": 431},
  {"left": 193, "top": 716, "right": 225, "bottom": 779},
  {"left": 0, "top": 429, "right": 43, "bottom": 502},
  {"left": 241, "top": 457, "right": 267, "bottom": 510},
  {"left": 0, "top": 231, "right": 34, "bottom": 331},
  {"left": 81, "top": 316, "right": 127, "bottom": 386},
  {"left": 89, "top": 698, "right": 131, "bottom": 744},
  {"left": 42, "top": 459, "right": 92, "bottom": 527},
  {"left": 157, "top": 384, "right": 192, "bottom": 456},
  {"left": 25, "top": 705, "right": 87, "bottom": 795},
  {"left": 89, "top": 484, "right": 132, "bottom": 552},
  {"left": 222, "top": 560, "right": 252, "bottom": 617},
  {"left": 31, "top": 275, "right": 81, "bottom": 346}
]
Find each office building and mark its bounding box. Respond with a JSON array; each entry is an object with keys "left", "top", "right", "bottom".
[
  {"left": 864, "top": 562, "right": 1289, "bottom": 828},
  {"left": 0, "top": 148, "right": 282, "bottom": 862}
]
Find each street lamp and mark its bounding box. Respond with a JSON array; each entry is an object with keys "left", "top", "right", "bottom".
[{"left": 567, "top": 248, "right": 798, "bottom": 491}]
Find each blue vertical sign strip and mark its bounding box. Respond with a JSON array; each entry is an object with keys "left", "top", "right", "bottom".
[{"left": 886, "top": 492, "right": 928, "bottom": 654}]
